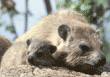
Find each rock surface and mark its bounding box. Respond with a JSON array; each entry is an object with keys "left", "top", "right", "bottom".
[{"left": 0, "top": 62, "right": 110, "bottom": 77}]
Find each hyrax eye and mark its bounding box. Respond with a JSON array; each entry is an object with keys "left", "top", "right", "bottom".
[
  {"left": 37, "top": 49, "right": 43, "bottom": 57},
  {"left": 79, "top": 41, "right": 89, "bottom": 52},
  {"left": 79, "top": 44, "right": 89, "bottom": 52},
  {"left": 49, "top": 45, "right": 57, "bottom": 54}
]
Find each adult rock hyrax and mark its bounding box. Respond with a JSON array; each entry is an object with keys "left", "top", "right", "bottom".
[
  {"left": 14, "top": 9, "right": 106, "bottom": 74},
  {"left": 1, "top": 39, "right": 57, "bottom": 68}
]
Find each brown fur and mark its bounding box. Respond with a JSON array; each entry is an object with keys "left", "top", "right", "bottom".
[
  {"left": 14, "top": 9, "right": 106, "bottom": 74},
  {"left": 27, "top": 39, "right": 56, "bottom": 66},
  {"left": 0, "top": 35, "right": 12, "bottom": 65},
  {"left": 1, "top": 42, "right": 28, "bottom": 68},
  {"left": 15, "top": 9, "right": 89, "bottom": 44},
  {"left": 1, "top": 39, "right": 56, "bottom": 68}
]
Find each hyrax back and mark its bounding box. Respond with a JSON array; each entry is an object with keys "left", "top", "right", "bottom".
[
  {"left": 1, "top": 39, "right": 57, "bottom": 68},
  {"left": 15, "top": 9, "right": 89, "bottom": 44},
  {"left": 0, "top": 35, "right": 12, "bottom": 65},
  {"left": 14, "top": 9, "right": 106, "bottom": 74},
  {"left": 1, "top": 41, "right": 28, "bottom": 68}
]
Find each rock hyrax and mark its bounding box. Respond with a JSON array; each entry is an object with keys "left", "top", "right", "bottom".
[
  {"left": 14, "top": 9, "right": 106, "bottom": 74},
  {"left": 1, "top": 39, "right": 57, "bottom": 68},
  {"left": 0, "top": 35, "right": 12, "bottom": 65}
]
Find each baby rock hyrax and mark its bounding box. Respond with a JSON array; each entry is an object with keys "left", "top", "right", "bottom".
[{"left": 1, "top": 39, "right": 57, "bottom": 68}]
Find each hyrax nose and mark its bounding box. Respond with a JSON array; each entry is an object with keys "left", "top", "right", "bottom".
[
  {"left": 79, "top": 41, "right": 89, "bottom": 52},
  {"left": 94, "top": 52, "right": 106, "bottom": 67},
  {"left": 95, "top": 56, "right": 106, "bottom": 67},
  {"left": 28, "top": 55, "right": 35, "bottom": 65}
]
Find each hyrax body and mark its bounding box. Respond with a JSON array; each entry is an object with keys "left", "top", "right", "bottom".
[
  {"left": 15, "top": 9, "right": 106, "bottom": 74},
  {"left": 0, "top": 35, "right": 12, "bottom": 65},
  {"left": 1, "top": 39, "right": 56, "bottom": 68}
]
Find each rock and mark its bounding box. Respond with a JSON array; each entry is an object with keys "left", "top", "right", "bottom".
[{"left": 0, "top": 62, "right": 110, "bottom": 77}]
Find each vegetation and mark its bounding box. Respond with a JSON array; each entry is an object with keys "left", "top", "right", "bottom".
[{"left": 0, "top": 0, "right": 18, "bottom": 39}]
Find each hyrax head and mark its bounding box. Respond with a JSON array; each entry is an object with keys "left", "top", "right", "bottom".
[
  {"left": 26, "top": 39, "right": 57, "bottom": 66},
  {"left": 53, "top": 24, "right": 106, "bottom": 74}
]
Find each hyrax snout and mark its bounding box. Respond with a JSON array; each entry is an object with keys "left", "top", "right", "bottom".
[{"left": 1, "top": 39, "right": 57, "bottom": 68}]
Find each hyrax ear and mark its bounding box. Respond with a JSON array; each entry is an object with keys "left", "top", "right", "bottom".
[
  {"left": 49, "top": 45, "right": 57, "bottom": 54},
  {"left": 26, "top": 39, "right": 31, "bottom": 47},
  {"left": 96, "top": 29, "right": 100, "bottom": 35},
  {"left": 58, "top": 24, "right": 70, "bottom": 41}
]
